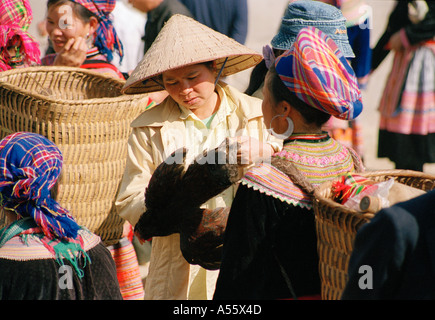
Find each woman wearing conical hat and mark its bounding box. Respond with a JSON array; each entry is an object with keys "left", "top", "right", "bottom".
[{"left": 115, "top": 14, "right": 281, "bottom": 300}]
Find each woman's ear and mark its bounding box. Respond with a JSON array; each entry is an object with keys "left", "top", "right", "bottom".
[
  {"left": 88, "top": 16, "right": 99, "bottom": 35},
  {"left": 277, "top": 100, "right": 292, "bottom": 118}
]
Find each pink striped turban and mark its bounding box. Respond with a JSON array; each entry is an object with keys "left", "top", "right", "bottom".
[
  {"left": 275, "top": 27, "right": 363, "bottom": 120},
  {"left": 0, "top": 0, "right": 41, "bottom": 71}
]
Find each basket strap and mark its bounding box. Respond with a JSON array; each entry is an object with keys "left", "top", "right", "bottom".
[{"left": 270, "top": 157, "right": 315, "bottom": 197}]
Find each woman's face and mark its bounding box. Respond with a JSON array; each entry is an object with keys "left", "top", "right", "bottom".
[
  {"left": 46, "top": 2, "right": 92, "bottom": 52},
  {"left": 5, "top": 36, "right": 24, "bottom": 68},
  {"left": 162, "top": 63, "right": 218, "bottom": 113}
]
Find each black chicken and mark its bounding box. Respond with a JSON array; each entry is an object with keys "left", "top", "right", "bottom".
[
  {"left": 134, "top": 148, "right": 189, "bottom": 240},
  {"left": 135, "top": 141, "right": 244, "bottom": 270}
]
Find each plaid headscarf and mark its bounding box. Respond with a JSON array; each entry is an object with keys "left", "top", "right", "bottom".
[
  {"left": 0, "top": 0, "right": 41, "bottom": 71},
  {"left": 275, "top": 27, "right": 363, "bottom": 120},
  {"left": 71, "top": 0, "right": 123, "bottom": 62},
  {"left": 0, "top": 132, "right": 80, "bottom": 241}
]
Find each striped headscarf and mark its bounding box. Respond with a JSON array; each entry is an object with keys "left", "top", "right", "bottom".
[
  {"left": 71, "top": 0, "right": 123, "bottom": 62},
  {"left": 275, "top": 27, "right": 363, "bottom": 120},
  {"left": 0, "top": 132, "right": 80, "bottom": 241},
  {"left": 0, "top": 0, "right": 41, "bottom": 71}
]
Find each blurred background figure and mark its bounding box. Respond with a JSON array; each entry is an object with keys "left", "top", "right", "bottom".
[
  {"left": 128, "top": 0, "right": 192, "bottom": 54},
  {"left": 112, "top": 0, "right": 146, "bottom": 78},
  {"left": 318, "top": 0, "right": 372, "bottom": 161},
  {"left": 0, "top": 0, "right": 40, "bottom": 71},
  {"left": 180, "top": 0, "right": 248, "bottom": 44},
  {"left": 373, "top": 0, "right": 435, "bottom": 171},
  {"left": 321, "top": 0, "right": 372, "bottom": 89}
]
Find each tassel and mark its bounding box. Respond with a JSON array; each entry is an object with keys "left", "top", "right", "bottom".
[{"left": 52, "top": 240, "right": 92, "bottom": 279}]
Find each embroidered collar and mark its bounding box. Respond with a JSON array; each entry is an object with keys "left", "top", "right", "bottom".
[
  {"left": 284, "top": 132, "right": 330, "bottom": 144},
  {"left": 0, "top": 218, "right": 91, "bottom": 278},
  {"left": 86, "top": 47, "right": 99, "bottom": 58},
  {"left": 242, "top": 134, "right": 358, "bottom": 207}
]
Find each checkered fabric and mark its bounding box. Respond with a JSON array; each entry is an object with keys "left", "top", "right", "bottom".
[
  {"left": 275, "top": 27, "right": 363, "bottom": 121},
  {"left": 0, "top": 132, "right": 80, "bottom": 241},
  {"left": 0, "top": 0, "right": 32, "bottom": 30},
  {"left": 0, "top": 0, "right": 40, "bottom": 71}
]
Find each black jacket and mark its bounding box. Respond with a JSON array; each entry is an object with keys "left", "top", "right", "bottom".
[
  {"left": 342, "top": 190, "right": 435, "bottom": 300},
  {"left": 143, "top": 0, "right": 193, "bottom": 53}
]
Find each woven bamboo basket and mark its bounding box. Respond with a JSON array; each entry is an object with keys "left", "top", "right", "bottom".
[
  {"left": 0, "top": 66, "right": 152, "bottom": 245},
  {"left": 313, "top": 169, "right": 435, "bottom": 300}
]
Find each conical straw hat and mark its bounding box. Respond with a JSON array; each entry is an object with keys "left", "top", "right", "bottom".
[{"left": 122, "top": 14, "right": 262, "bottom": 94}]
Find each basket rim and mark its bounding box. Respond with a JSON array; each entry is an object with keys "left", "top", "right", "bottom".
[{"left": 0, "top": 66, "right": 150, "bottom": 104}]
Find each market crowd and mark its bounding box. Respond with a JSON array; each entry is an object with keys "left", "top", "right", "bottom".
[{"left": 0, "top": 0, "right": 434, "bottom": 300}]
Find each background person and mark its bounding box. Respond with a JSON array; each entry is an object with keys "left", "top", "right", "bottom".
[
  {"left": 0, "top": 0, "right": 40, "bottom": 71},
  {"left": 42, "top": 0, "right": 125, "bottom": 79},
  {"left": 372, "top": 0, "right": 435, "bottom": 172},
  {"left": 180, "top": 0, "right": 248, "bottom": 44},
  {"left": 127, "top": 0, "right": 193, "bottom": 54}
]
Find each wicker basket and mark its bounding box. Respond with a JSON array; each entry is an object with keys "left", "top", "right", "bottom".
[
  {"left": 0, "top": 66, "right": 152, "bottom": 245},
  {"left": 313, "top": 169, "right": 435, "bottom": 300}
]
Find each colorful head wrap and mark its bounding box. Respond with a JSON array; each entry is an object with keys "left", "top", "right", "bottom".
[
  {"left": 275, "top": 27, "right": 363, "bottom": 120},
  {"left": 71, "top": 0, "right": 123, "bottom": 62},
  {"left": 0, "top": 0, "right": 41, "bottom": 71},
  {"left": 0, "top": 132, "right": 80, "bottom": 241}
]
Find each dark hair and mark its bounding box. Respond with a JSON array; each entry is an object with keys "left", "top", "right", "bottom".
[
  {"left": 245, "top": 60, "right": 268, "bottom": 96},
  {"left": 245, "top": 48, "right": 285, "bottom": 96},
  {"left": 266, "top": 64, "right": 331, "bottom": 127}
]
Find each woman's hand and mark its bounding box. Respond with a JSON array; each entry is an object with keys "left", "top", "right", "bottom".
[
  {"left": 53, "top": 36, "right": 87, "bottom": 67},
  {"left": 225, "top": 136, "right": 274, "bottom": 165},
  {"left": 385, "top": 31, "right": 405, "bottom": 52}
]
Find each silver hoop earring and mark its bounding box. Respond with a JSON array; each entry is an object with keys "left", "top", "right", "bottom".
[
  {"left": 267, "top": 115, "right": 294, "bottom": 140},
  {"left": 85, "top": 33, "right": 93, "bottom": 49}
]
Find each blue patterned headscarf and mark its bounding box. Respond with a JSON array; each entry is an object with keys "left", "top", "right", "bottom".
[
  {"left": 71, "top": 0, "right": 123, "bottom": 62},
  {"left": 0, "top": 132, "right": 80, "bottom": 240}
]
